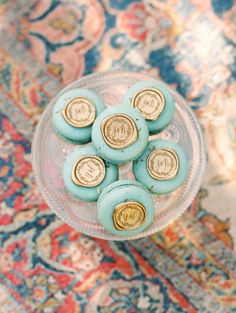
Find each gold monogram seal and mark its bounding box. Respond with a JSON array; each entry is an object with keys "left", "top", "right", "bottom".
[
  {"left": 101, "top": 114, "right": 138, "bottom": 149},
  {"left": 132, "top": 88, "right": 165, "bottom": 120},
  {"left": 72, "top": 156, "right": 106, "bottom": 187},
  {"left": 147, "top": 148, "right": 179, "bottom": 180},
  {"left": 113, "top": 201, "right": 146, "bottom": 230},
  {"left": 62, "top": 97, "right": 96, "bottom": 127}
]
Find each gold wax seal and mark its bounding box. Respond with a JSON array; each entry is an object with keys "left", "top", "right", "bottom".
[
  {"left": 72, "top": 156, "right": 106, "bottom": 187},
  {"left": 113, "top": 201, "right": 146, "bottom": 230},
  {"left": 101, "top": 114, "right": 138, "bottom": 149},
  {"left": 62, "top": 97, "right": 96, "bottom": 127},
  {"left": 147, "top": 148, "right": 179, "bottom": 180},
  {"left": 132, "top": 88, "right": 165, "bottom": 120}
]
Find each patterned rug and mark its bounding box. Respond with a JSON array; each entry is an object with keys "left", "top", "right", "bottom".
[{"left": 0, "top": 0, "right": 236, "bottom": 312}]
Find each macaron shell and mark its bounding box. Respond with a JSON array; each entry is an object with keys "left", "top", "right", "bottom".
[
  {"left": 91, "top": 105, "right": 149, "bottom": 164},
  {"left": 53, "top": 89, "right": 105, "bottom": 144},
  {"left": 63, "top": 145, "right": 118, "bottom": 202},
  {"left": 123, "top": 80, "right": 175, "bottom": 134},
  {"left": 133, "top": 139, "right": 189, "bottom": 194},
  {"left": 98, "top": 179, "right": 146, "bottom": 200},
  {"left": 97, "top": 180, "right": 155, "bottom": 237}
]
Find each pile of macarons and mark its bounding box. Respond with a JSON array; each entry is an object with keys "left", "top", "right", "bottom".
[{"left": 53, "top": 80, "right": 189, "bottom": 237}]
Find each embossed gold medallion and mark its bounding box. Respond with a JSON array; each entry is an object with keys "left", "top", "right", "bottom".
[
  {"left": 72, "top": 156, "right": 105, "bottom": 187},
  {"left": 113, "top": 201, "right": 146, "bottom": 230},
  {"left": 62, "top": 97, "right": 96, "bottom": 127},
  {"left": 147, "top": 148, "right": 179, "bottom": 180},
  {"left": 132, "top": 88, "right": 165, "bottom": 120},
  {"left": 101, "top": 114, "right": 138, "bottom": 149}
]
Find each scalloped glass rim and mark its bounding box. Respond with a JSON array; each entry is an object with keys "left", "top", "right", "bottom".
[{"left": 32, "top": 70, "right": 205, "bottom": 241}]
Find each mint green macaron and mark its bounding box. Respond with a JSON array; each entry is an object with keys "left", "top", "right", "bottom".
[
  {"left": 133, "top": 139, "right": 189, "bottom": 194},
  {"left": 63, "top": 145, "right": 118, "bottom": 202},
  {"left": 97, "top": 180, "right": 155, "bottom": 237},
  {"left": 123, "top": 80, "right": 175, "bottom": 134},
  {"left": 53, "top": 89, "right": 105, "bottom": 144},
  {"left": 91, "top": 105, "right": 149, "bottom": 164}
]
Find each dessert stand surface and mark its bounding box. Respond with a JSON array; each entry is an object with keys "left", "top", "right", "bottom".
[{"left": 32, "top": 71, "right": 205, "bottom": 240}]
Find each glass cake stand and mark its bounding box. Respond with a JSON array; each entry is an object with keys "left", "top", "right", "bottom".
[{"left": 32, "top": 70, "right": 205, "bottom": 240}]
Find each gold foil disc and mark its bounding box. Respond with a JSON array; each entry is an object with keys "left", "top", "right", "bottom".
[
  {"left": 147, "top": 148, "right": 179, "bottom": 180},
  {"left": 62, "top": 97, "right": 96, "bottom": 127},
  {"left": 132, "top": 88, "right": 165, "bottom": 120},
  {"left": 101, "top": 114, "right": 138, "bottom": 149},
  {"left": 72, "top": 156, "right": 106, "bottom": 187},
  {"left": 113, "top": 201, "right": 146, "bottom": 230}
]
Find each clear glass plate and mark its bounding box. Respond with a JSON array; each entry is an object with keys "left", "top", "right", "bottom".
[{"left": 32, "top": 70, "right": 205, "bottom": 240}]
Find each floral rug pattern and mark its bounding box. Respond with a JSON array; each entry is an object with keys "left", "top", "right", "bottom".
[{"left": 0, "top": 0, "right": 236, "bottom": 312}]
